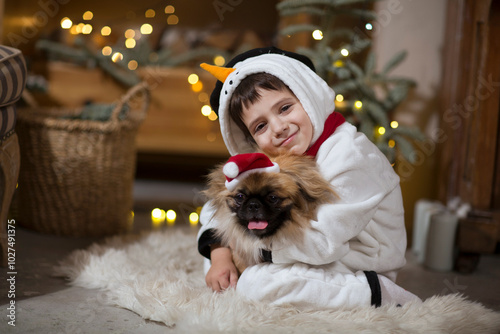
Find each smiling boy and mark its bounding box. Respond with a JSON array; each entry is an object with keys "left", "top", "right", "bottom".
[{"left": 197, "top": 47, "right": 421, "bottom": 309}]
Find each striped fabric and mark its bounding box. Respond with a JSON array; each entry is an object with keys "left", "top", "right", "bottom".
[
  {"left": 0, "top": 105, "right": 17, "bottom": 139},
  {"left": 0, "top": 45, "right": 27, "bottom": 140}
]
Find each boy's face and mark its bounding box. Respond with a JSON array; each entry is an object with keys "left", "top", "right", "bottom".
[{"left": 241, "top": 88, "right": 313, "bottom": 156}]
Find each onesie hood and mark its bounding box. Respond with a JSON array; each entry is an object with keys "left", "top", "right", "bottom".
[{"left": 202, "top": 47, "right": 336, "bottom": 156}]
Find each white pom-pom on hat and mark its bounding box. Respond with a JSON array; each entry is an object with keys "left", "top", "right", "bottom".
[{"left": 223, "top": 162, "right": 239, "bottom": 179}]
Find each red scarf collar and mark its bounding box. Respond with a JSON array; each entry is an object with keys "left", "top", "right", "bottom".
[{"left": 305, "top": 112, "right": 345, "bottom": 157}]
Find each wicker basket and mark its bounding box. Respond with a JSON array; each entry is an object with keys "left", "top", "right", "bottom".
[{"left": 16, "top": 83, "right": 150, "bottom": 236}]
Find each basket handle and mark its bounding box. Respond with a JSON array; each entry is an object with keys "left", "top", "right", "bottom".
[{"left": 110, "top": 81, "right": 150, "bottom": 123}]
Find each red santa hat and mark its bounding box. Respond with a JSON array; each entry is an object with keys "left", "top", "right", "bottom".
[{"left": 223, "top": 153, "right": 280, "bottom": 191}]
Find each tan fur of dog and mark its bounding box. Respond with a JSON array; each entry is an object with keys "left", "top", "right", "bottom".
[{"left": 204, "top": 153, "right": 337, "bottom": 273}]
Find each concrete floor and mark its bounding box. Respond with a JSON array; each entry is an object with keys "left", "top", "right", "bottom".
[{"left": 1, "top": 180, "right": 499, "bottom": 333}]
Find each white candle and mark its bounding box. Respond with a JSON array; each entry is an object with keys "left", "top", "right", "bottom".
[{"left": 424, "top": 211, "right": 459, "bottom": 272}]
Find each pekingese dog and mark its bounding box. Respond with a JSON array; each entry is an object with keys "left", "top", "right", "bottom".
[{"left": 204, "top": 153, "right": 337, "bottom": 273}]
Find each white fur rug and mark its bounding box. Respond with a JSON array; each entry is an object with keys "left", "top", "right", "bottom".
[{"left": 56, "top": 229, "right": 500, "bottom": 333}]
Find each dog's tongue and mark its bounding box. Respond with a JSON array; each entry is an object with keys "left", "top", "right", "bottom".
[{"left": 248, "top": 221, "right": 268, "bottom": 230}]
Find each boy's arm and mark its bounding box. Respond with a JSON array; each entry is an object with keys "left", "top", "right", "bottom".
[
  {"left": 271, "top": 189, "right": 387, "bottom": 265},
  {"left": 205, "top": 245, "right": 238, "bottom": 292},
  {"left": 197, "top": 202, "right": 239, "bottom": 291}
]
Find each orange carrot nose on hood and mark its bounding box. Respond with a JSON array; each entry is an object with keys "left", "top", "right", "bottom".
[{"left": 200, "top": 47, "right": 336, "bottom": 156}]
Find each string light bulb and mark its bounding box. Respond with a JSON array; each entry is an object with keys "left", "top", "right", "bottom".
[
  {"left": 101, "top": 26, "right": 111, "bottom": 36},
  {"left": 333, "top": 60, "right": 344, "bottom": 67},
  {"left": 191, "top": 81, "right": 203, "bottom": 92},
  {"left": 128, "top": 60, "right": 138, "bottom": 70},
  {"left": 165, "top": 5, "right": 175, "bottom": 14},
  {"left": 378, "top": 127, "right": 386, "bottom": 135},
  {"left": 167, "top": 15, "right": 179, "bottom": 25},
  {"left": 198, "top": 92, "right": 209, "bottom": 103},
  {"left": 354, "top": 101, "right": 363, "bottom": 109},
  {"left": 189, "top": 212, "right": 199, "bottom": 225},
  {"left": 125, "top": 29, "right": 135, "bottom": 39},
  {"left": 151, "top": 208, "right": 165, "bottom": 227},
  {"left": 166, "top": 210, "right": 176, "bottom": 225},
  {"left": 140, "top": 23, "right": 153, "bottom": 34},
  {"left": 208, "top": 111, "right": 218, "bottom": 121},
  {"left": 312, "top": 30, "right": 323, "bottom": 40},
  {"left": 341, "top": 48, "right": 349, "bottom": 57},
  {"left": 82, "top": 24, "right": 92, "bottom": 34},
  {"left": 75, "top": 23, "right": 84, "bottom": 34},
  {"left": 60, "top": 17, "right": 72, "bottom": 29},
  {"left": 102, "top": 46, "right": 112, "bottom": 56},
  {"left": 390, "top": 121, "right": 399, "bottom": 129},
  {"left": 214, "top": 55, "right": 225, "bottom": 66},
  {"left": 83, "top": 11, "right": 93, "bottom": 20},
  {"left": 188, "top": 73, "right": 199, "bottom": 85},
  {"left": 125, "top": 38, "right": 136, "bottom": 48},
  {"left": 201, "top": 105, "right": 212, "bottom": 116},
  {"left": 111, "top": 52, "right": 123, "bottom": 62},
  {"left": 207, "top": 133, "right": 216, "bottom": 142}
]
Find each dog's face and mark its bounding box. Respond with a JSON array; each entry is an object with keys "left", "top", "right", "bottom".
[
  {"left": 206, "top": 153, "right": 336, "bottom": 242},
  {"left": 226, "top": 172, "right": 298, "bottom": 238}
]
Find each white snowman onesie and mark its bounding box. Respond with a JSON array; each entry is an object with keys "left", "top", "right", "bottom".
[{"left": 197, "top": 47, "right": 415, "bottom": 309}]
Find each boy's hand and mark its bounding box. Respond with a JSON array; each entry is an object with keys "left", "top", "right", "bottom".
[{"left": 206, "top": 245, "right": 239, "bottom": 292}]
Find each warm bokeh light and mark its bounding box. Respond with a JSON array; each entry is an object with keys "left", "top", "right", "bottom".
[
  {"left": 165, "top": 5, "right": 175, "bottom": 14},
  {"left": 336, "top": 94, "right": 344, "bottom": 102},
  {"left": 207, "top": 133, "right": 216, "bottom": 142},
  {"left": 75, "top": 23, "right": 84, "bottom": 34},
  {"left": 312, "top": 30, "right": 323, "bottom": 40},
  {"left": 151, "top": 208, "right": 163, "bottom": 219},
  {"left": 391, "top": 121, "right": 399, "bottom": 129},
  {"left": 354, "top": 100, "right": 363, "bottom": 109},
  {"left": 341, "top": 48, "right": 349, "bottom": 57},
  {"left": 191, "top": 81, "right": 203, "bottom": 93},
  {"left": 198, "top": 92, "right": 209, "bottom": 103},
  {"left": 145, "top": 9, "right": 156, "bottom": 18},
  {"left": 201, "top": 105, "right": 212, "bottom": 116},
  {"left": 83, "top": 11, "right": 93, "bottom": 20},
  {"left": 125, "top": 38, "right": 136, "bottom": 48},
  {"left": 128, "top": 60, "right": 138, "bottom": 70},
  {"left": 208, "top": 111, "right": 218, "bottom": 121},
  {"left": 60, "top": 17, "right": 72, "bottom": 29},
  {"left": 388, "top": 139, "right": 396, "bottom": 148},
  {"left": 378, "top": 127, "right": 386, "bottom": 135},
  {"left": 102, "top": 46, "right": 112, "bottom": 56},
  {"left": 101, "top": 26, "right": 111, "bottom": 36},
  {"left": 333, "top": 60, "right": 344, "bottom": 67},
  {"left": 188, "top": 73, "right": 199, "bottom": 85},
  {"left": 167, "top": 15, "right": 179, "bottom": 25},
  {"left": 125, "top": 29, "right": 135, "bottom": 39},
  {"left": 189, "top": 212, "right": 199, "bottom": 225},
  {"left": 140, "top": 23, "right": 153, "bottom": 34},
  {"left": 214, "top": 55, "right": 225, "bottom": 66},
  {"left": 82, "top": 24, "right": 92, "bottom": 34},
  {"left": 151, "top": 208, "right": 165, "bottom": 227},
  {"left": 166, "top": 210, "right": 176, "bottom": 224},
  {"left": 111, "top": 52, "right": 123, "bottom": 62}
]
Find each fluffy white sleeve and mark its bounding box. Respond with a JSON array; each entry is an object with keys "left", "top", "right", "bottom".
[{"left": 271, "top": 123, "right": 402, "bottom": 266}]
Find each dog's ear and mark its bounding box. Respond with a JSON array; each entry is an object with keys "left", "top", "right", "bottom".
[
  {"left": 203, "top": 162, "right": 229, "bottom": 201},
  {"left": 273, "top": 154, "right": 337, "bottom": 204}
]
